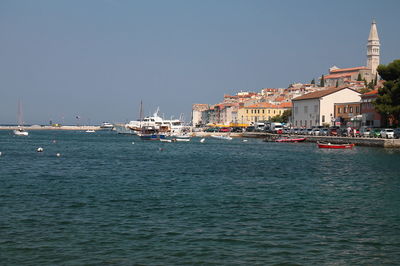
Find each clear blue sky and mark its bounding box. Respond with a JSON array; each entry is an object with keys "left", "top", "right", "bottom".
[{"left": 1, "top": 0, "right": 399, "bottom": 125}]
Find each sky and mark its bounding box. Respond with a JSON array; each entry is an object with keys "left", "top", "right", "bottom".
[{"left": 1, "top": 0, "right": 399, "bottom": 125}]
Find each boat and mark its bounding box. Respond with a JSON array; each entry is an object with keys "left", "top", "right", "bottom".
[
  {"left": 317, "top": 142, "right": 355, "bottom": 149},
  {"left": 275, "top": 137, "right": 306, "bottom": 143},
  {"left": 13, "top": 100, "right": 28, "bottom": 136},
  {"left": 210, "top": 135, "right": 233, "bottom": 140},
  {"left": 100, "top": 122, "right": 114, "bottom": 129},
  {"left": 14, "top": 127, "right": 29, "bottom": 136},
  {"left": 138, "top": 126, "right": 166, "bottom": 141},
  {"left": 174, "top": 138, "right": 190, "bottom": 142},
  {"left": 85, "top": 129, "right": 95, "bottom": 133}
]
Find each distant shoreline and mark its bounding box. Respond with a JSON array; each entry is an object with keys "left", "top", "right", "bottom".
[{"left": 0, "top": 125, "right": 103, "bottom": 131}]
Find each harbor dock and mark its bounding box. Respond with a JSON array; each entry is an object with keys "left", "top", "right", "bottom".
[{"left": 243, "top": 132, "right": 400, "bottom": 148}]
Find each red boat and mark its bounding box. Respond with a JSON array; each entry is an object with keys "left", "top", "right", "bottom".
[
  {"left": 275, "top": 137, "right": 306, "bottom": 143},
  {"left": 317, "top": 142, "right": 355, "bottom": 149}
]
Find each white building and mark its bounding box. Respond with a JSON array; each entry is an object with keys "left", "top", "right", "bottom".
[{"left": 292, "top": 87, "right": 361, "bottom": 128}]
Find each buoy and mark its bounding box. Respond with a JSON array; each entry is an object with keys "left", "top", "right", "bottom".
[
  {"left": 243, "top": 139, "right": 248, "bottom": 142},
  {"left": 0, "top": 152, "right": 2, "bottom": 156},
  {"left": 37, "top": 147, "right": 44, "bottom": 152},
  {"left": 56, "top": 153, "right": 61, "bottom": 157},
  {"left": 52, "top": 140, "right": 57, "bottom": 143},
  {"left": 200, "top": 138, "right": 205, "bottom": 143},
  {"left": 132, "top": 142, "right": 135, "bottom": 144}
]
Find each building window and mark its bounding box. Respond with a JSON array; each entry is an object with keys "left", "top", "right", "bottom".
[
  {"left": 300, "top": 120, "right": 302, "bottom": 126},
  {"left": 305, "top": 120, "right": 307, "bottom": 127},
  {"left": 350, "top": 107, "right": 353, "bottom": 113},
  {"left": 356, "top": 106, "right": 359, "bottom": 113},
  {"left": 262, "top": 110, "right": 265, "bottom": 114},
  {"left": 322, "top": 115, "right": 325, "bottom": 123},
  {"left": 246, "top": 110, "right": 248, "bottom": 114},
  {"left": 295, "top": 106, "right": 298, "bottom": 114},
  {"left": 344, "top": 107, "right": 347, "bottom": 113},
  {"left": 295, "top": 121, "right": 297, "bottom": 126},
  {"left": 304, "top": 106, "right": 308, "bottom": 113},
  {"left": 274, "top": 110, "right": 276, "bottom": 114},
  {"left": 314, "top": 105, "right": 318, "bottom": 113},
  {"left": 338, "top": 108, "right": 341, "bottom": 114},
  {"left": 268, "top": 110, "right": 270, "bottom": 114}
]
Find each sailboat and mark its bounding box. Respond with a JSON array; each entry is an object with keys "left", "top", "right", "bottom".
[{"left": 13, "top": 100, "right": 29, "bottom": 136}]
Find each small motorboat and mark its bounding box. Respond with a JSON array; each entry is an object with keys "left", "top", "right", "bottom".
[
  {"left": 275, "top": 137, "right": 306, "bottom": 143},
  {"left": 317, "top": 142, "right": 355, "bottom": 149},
  {"left": 85, "top": 130, "right": 95, "bottom": 133},
  {"left": 210, "top": 135, "right": 233, "bottom": 140}
]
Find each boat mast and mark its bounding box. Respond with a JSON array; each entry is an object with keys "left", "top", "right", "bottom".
[
  {"left": 17, "top": 100, "right": 23, "bottom": 127},
  {"left": 139, "top": 100, "right": 143, "bottom": 127}
]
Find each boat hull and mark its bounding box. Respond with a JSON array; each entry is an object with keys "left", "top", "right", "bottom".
[
  {"left": 318, "top": 143, "right": 355, "bottom": 149},
  {"left": 140, "top": 134, "right": 166, "bottom": 141},
  {"left": 13, "top": 130, "right": 28, "bottom": 136}
]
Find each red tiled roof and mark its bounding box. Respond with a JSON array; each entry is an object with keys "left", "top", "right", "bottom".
[
  {"left": 330, "top": 66, "right": 368, "bottom": 73},
  {"left": 292, "top": 87, "right": 359, "bottom": 101},
  {"left": 363, "top": 89, "right": 379, "bottom": 95},
  {"left": 278, "top": 102, "right": 292, "bottom": 108},
  {"left": 324, "top": 73, "right": 352, "bottom": 79},
  {"left": 246, "top": 102, "right": 292, "bottom": 108}
]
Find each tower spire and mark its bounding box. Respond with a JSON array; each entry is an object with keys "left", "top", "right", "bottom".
[{"left": 367, "top": 19, "right": 380, "bottom": 76}]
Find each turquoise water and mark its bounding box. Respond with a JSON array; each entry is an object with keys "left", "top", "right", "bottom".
[{"left": 1, "top": 130, "right": 400, "bottom": 265}]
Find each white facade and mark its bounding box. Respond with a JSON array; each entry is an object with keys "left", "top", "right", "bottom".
[{"left": 292, "top": 88, "right": 361, "bottom": 128}]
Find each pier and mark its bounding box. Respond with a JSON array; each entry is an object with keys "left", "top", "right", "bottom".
[{"left": 243, "top": 132, "right": 400, "bottom": 148}]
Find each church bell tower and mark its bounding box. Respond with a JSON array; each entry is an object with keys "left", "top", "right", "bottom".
[{"left": 367, "top": 19, "right": 380, "bottom": 76}]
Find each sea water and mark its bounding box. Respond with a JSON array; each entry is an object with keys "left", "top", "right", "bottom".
[{"left": 0, "top": 130, "right": 399, "bottom": 265}]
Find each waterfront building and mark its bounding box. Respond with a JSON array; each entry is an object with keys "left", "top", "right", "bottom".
[
  {"left": 237, "top": 102, "right": 292, "bottom": 125},
  {"left": 360, "top": 89, "right": 382, "bottom": 127},
  {"left": 292, "top": 87, "right": 361, "bottom": 128},
  {"left": 334, "top": 102, "right": 362, "bottom": 128},
  {"left": 192, "top": 104, "right": 210, "bottom": 127}
]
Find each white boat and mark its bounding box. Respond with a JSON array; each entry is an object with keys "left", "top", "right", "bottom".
[
  {"left": 124, "top": 105, "right": 187, "bottom": 134},
  {"left": 14, "top": 127, "right": 28, "bottom": 136},
  {"left": 86, "top": 129, "right": 95, "bottom": 133},
  {"left": 211, "top": 135, "right": 233, "bottom": 140},
  {"left": 13, "top": 100, "right": 28, "bottom": 136},
  {"left": 100, "top": 122, "right": 114, "bottom": 129},
  {"left": 174, "top": 138, "right": 190, "bottom": 142}
]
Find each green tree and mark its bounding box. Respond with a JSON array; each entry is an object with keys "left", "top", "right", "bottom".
[
  {"left": 270, "top": 109, "right": 292, "bottom": 123},
  {"left": 336, "top": 80, "right": 339, "bottom": 87},
  {"left": 374, "top": 73, "right": 378, "bottom": 86},
  {"left": 373, "top": 59, "right": 400, "bottom": 127},
  {"left": 357, "top": 73, "right": 362, "bottom": 81},
  {"left": 319, "top": 74, "right": 325, "bottom": 87},
  {"left": 311, "top": 78, "right": 315, "bottom": 85}
]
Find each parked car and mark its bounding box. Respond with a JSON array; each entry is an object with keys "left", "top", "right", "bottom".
[
  {"left": 291, "top": 128, "right": 300, "bottom": 134},
  {"left": 320, "top": 128, "right": 329, "bottom": 136},
  {"left": 360, "top": 127, "right": 371, "bottom": 138},
  {"left": 371, "top": 128, "right": 382, "bottom": 138},
  {"left": 380, "top": 128, "right": 395, "bottom": 138},
  {"left": 231, "top": 127, "right": 244, "bottom": 133},
  {"left": 328, "top": 127, "right": 339, "bottom": 136},
  {"left": 219, "top": 127, "right": 231, "bottom": 132},
  {"left": 394, "top": 128, "right": 400, "bottom": 139},
  {"left": 205, "top": 127, "right": 219, "bottom": 132},
  {"left": 246, "top": 126, "right": 255, "bottom": 132},
  {"left": 311, "top": 128, "right": 321, "bottom": 136}
]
